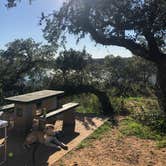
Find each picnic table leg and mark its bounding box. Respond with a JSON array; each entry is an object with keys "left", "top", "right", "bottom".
[{"left": 62, "top": 109, "right": 75, "bottom": 134}]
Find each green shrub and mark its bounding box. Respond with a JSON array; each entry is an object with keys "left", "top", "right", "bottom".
[
  {"left": 120, "top": 97, "right": 166, "bottom": 133},
  {"left": 131, "top": 107, "right": 166, "bottom": 133},
  {"left": 157, "top": 138, "right": 166, "bottom": 148},
  {"left": 120, "top": 117, "right": 161, "bottom": 140},
  {"left": 63, "top": 93, "right": 101, "bottom": 114}
]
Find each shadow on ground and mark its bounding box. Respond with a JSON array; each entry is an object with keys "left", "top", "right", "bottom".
[
  {"left": 3, "top": 131, "right": 79, "bottom": 166},
  {"left": 2, "top": 113, "right": 108, "bottom": 166}
]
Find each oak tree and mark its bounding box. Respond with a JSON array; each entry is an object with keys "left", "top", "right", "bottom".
[{"left": 42, "top": 0, "right": 166, "bottom": 113}]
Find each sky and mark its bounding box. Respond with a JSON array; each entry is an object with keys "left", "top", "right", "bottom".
[{"left": 0, "top": 0, "right": 132, "bottom": 58}]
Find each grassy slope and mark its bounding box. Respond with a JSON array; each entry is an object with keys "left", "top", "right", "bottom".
[
  {"left": 56, "top": 97, "right": 166, "bottom": 166},
  {"left": 76, "top": 96, "right": 166, "bottom": 148}
]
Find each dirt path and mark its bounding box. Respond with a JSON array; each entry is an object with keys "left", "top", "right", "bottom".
[{"left": 55, "top": 122, "right": 166, "bottom": 166}]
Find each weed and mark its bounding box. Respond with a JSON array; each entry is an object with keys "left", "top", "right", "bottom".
[
  {"left": 157, "top": 139, "right": 166, "bottom": 148},
  {"left": 119, "top": 117, "right": 162, "bottom": 140},
  {"left": 77, "top": 121, "right": 112, "bottom": 149}
]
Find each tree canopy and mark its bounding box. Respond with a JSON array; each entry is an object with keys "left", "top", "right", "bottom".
[
  {"left": 42, "top": 0, "right": 166, "bottom": 113},
  {"left": 2, "top": 0, "right": 166, "bottom": 114},
  {"left": 43, "top": 0, "right": 166, "bottom": 62},
  {"left": 5, "top": 0, "right": 32, "bottom": 8},
  {"left": 0, "top": 38, "right": 55, "bottom": 99},
  {"left": 56, "top": 48, "right": 91, "bottom": 73}
]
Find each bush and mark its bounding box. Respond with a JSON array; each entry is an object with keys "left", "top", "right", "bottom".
[
  {"left": 157, "top": 138, "right": 166, "bottom": 148},
  {"left": 120, "top": 117, "right": 162, "bottom": 140},
  {"left": 119, "top": 117, "right": 166, "bottom": 149},
  {"left": 131, "top": 107, "right": 166, "bottom": 133},
  {"left": 118, "top": 97, "right": 166, "bottom": 133}
]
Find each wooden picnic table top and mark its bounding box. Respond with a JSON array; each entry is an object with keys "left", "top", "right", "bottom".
[
  {"left": 0, "top": 104, "right": 15, "bottom": 111},
  {"left": 5, "top": 90, "right": 64, "bottom": 103}
]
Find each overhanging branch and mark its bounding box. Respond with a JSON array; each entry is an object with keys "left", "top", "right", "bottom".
[{"left": 83, "top": 21, "right": 159, "bottom": 62}]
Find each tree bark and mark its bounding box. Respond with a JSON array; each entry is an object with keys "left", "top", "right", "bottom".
[
  {"left": 94, "top": 90, "right": 114, "bottom": 116},
  {"left": 156, "top": 61, "right": 166, "bottom": 114}
]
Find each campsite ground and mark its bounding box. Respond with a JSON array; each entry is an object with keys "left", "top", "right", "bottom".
[
  {"left": 55, "top": 117, "right": 166, "bottom": 166},
  {"left": 55, "top": 97, "right": 166, "bottom": 166}
]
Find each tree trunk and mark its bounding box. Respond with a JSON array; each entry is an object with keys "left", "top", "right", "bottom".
[
  {"left": 93, "top": 90, "right": 114, "bottom": 116},
  {"left": 156, "top": 61, "right": 166, "bottom": 114},
  {"left": 51, "top": 84, "right": 114, "bottom": 116},
  {"left": 65, "top": 85, "right": 114, "bottom": 116}
]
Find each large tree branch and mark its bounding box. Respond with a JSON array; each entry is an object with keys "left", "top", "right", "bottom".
[
  {"left": 83, "top": 21, "right": 160, "bottom": 62},
  {"left": 50, "top": 84, "right": 114, "bottom": 116},
  {"left": 144, "top": 32, "right": 165, "bottom": 59}
]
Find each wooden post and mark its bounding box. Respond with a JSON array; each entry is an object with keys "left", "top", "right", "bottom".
[
  {"left": 14, "top": 103, "right": 35, "bottom": 134},
  {"left": 62, "top": 109, "right": 75, "bottom": 134}
]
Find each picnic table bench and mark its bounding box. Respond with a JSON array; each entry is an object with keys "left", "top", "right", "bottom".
[
  {"left": 0, "top": 104, "right": 15, "bottom": 112},
  {"left": 41, "top": 102, "right": 79, "bottom": 118},
  {"left": 40, "top": 102, "right": 79, "bottom": 133}
]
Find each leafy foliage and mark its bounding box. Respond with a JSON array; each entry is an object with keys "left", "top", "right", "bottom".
[
  {"left": 104, "top": 55, "right": 156, "bottom": 96},
  {"left": 157, "top": 139, "right": 166, "bottom": 148},
  {"left": 43, "top": 0, "right": 166, "bottom": 61},
  {"left": 112, "top": 97, "right": 166, "bottom": 134},
  {"left": 42, "top": 0, "right": 166, "bottom": 114},
  {"left": 120, "top": 117, "right": 162, "bottom": 140},
  {"left": 71, "top": 94, "right": 101, "bottom": 114},
  {"left": 57, "top": 48, "right": 91, "bottom": 72},
  {"left": 55, "top": 48, "right": 91, "bottom": 85},
  {"left": 5, "top": 0, "right": 32, "bottom": 8},
  {"left": 0, "top": 38, "right": 55, "bottom": 99}
]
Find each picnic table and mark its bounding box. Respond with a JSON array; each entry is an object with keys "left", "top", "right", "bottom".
[
  {"left": 5, "top": 90, "right": 64, "bottom": 133},
  {"left": 0, "top": 90, "right": 79, "bottom": 165},
  {"left": 4, "top": 90, "right": 79, "bottom": 135}
]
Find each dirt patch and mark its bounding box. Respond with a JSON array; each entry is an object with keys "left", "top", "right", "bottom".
[{"left": 55, "top": 123, "right": 166, "bottom": 166}]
